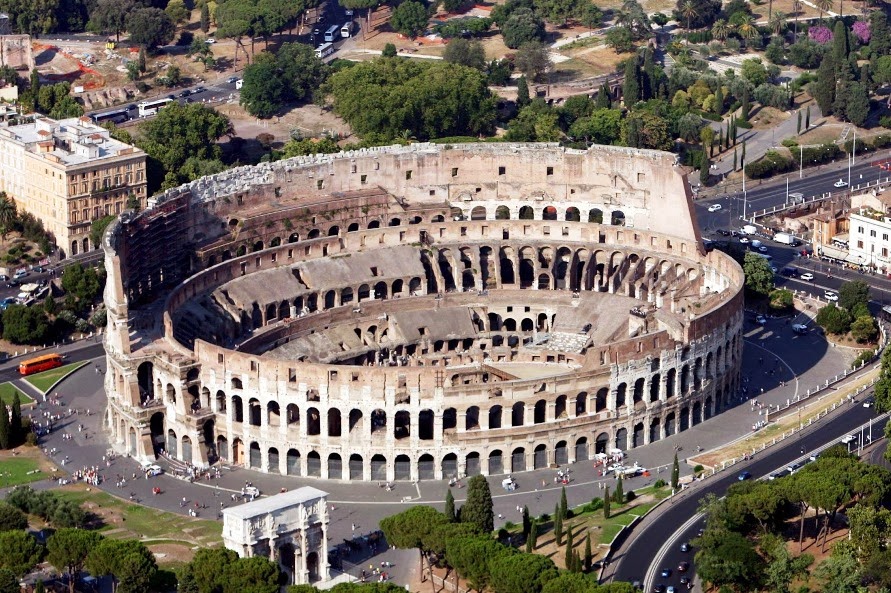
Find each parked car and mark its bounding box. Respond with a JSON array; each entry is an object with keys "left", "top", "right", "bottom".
[
  {"left": 708, "top": 204, "right": 722, "bottom": 212},
  {"left": 800, "top": 272, "right": 814, "bottom": 281},
  {"left": 660, "top": 568, "right": 672, "bottom": 578},
  {"left": 758, "top": 245, "right": 768, "bottom": 252},
  {"left": 205, "top": 37, "right": 216, "bottom": 43},
  {"left": 792, "top": 324, "right": 808, "bottom": 334},
  {"left": 227, "top": 76, "right": 238, "bottom": 84},
  {"left": 787, "top": 463, "right": 801, "bottom": 474},
  {"left": 738, "top": 471, "right": 751, "bottom": 481},
  {"left": 755, "top": 315, "right": 766, "bottom": 325}
]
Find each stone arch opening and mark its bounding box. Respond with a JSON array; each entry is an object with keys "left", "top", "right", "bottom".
[
  {"left": 231, "top": 396, "right": 244, "bottom": 423},
  {"left": 575, "top": 437, "right": 588, "bottom": 461},
  {"left": 371, "top": 454, "right": 386, "bottom": 481},
  {"left": 542, "top": 206, "right": 557, "bottom": 220},
  {"left": 394, "top": 410, "right": 411, "bottom": 440},
  {"left": 371, "top": 409, "right": 387, "bottom": 435},
  {"left": 595, "top": 432, "right": 608, "bottom": 454},
  {"left": 287, "top": 449, "right": 301, "bottom": 475},
  {"left": 611, "top": 210, "right": 625, "bottom": 226},
  {"left": 442, "top": 453, "right": 458, "bottom": 478},
  {"left": 307, "top": 451, "right": 321, "bottom": 477},
  {"left": 616, "top": 383, "right": 627, "bottom": 408},
  {"left": 615, "top": 428, "right": 627, "bottom": 451},
  {"left": 588, "top": 208, "right": 603, "bottom": 223},
  {"left": 565, "top": 207, "right": 580, "bottom": 222},
  {"left": 519, "top": 206, "right": 534, "bottom": 219},
  {"left": 307, "top": 407, "right": 321, "bottom": 435},
  {"left": 328, "top": 453, "right": 342, "bottom": 480},
  {"left": 249, "top": 441, "right": 261, "bottom": 468},
  {"left": 268, "top": 447, "right": 280, "bottom": 473},
  {"left": 470, "top": 206, "right": 486, "bottom": 220},
  {"left": 534, "top": 399, "right": 546, "bottom": 424},
  {"left": 495, "top": 205, "right": 510, "bottom": 219},
  {"left": 443, "top": 408, "right": 457, "bottom": 432},
  {"left": 349, "top": 454, "right": 363, "bottom": 480},
  {"left": 533, "top": 444, "right": 547, "bottom": 469},
  {"left": 137, "top": 362, "right": 154, "bottom": 403},
  {"left": 511, "top": 402, "right": 525, "bottom": 426},
  {"left": 465, "top": 406, "right": 480, "bottom": 430},
  {"left": 418, "top": 454, "right": 435, "bottom": 480},
  {"left": 328, "top": 408, "right": 341, "bottom": 437},
  {"left": 489, "top": 405, "right": 502, "bottom": 429},
  {"left": 248, "top": 398, "right": 261, "bottom": 426}
]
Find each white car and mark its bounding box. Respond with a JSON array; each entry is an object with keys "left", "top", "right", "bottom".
[
  {"left": 755, "top": 314, "right": 766, "bottom": 325},
  {"left": 244, "top": 486, "right": 261, "bottom": 497},
  {"left": 792, "top": 323, "right": 808, "bottom": 334},
  {"left": 739, "top": 237, "right": 750, "bottom": 244},
  {"left": 758, "top": 245, "right": 768, "bottom": 252},
  {"left": 833, "top": 179, "right": 848, "bottom": 188},
  {"left": 204, "top": 38, "right": 216, "bottom": 44},
  {"left": 142, "top": 464, "right": 163, "bottom": 476},
  {"left": 708, "top": 204, "right": 722, "bottom": 212},
  {"left": 824, "top": 291, "right": 839, "bottom": 301},
  {"left": 800, "top": 272, "right": 814, "bottom": 281}
]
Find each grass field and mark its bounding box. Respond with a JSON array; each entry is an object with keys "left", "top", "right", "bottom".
[
  {"left": 0, "top": 382, "right": 33, "bottom": 406},
  {"left": 0, "top": 456, "right": 46, "bottom": 487},
  {"left": 24, "top": 361, "right": 89, "bottom": 393},
  {"left": 56, "top": 485, "right": 223, "bottom": 547}
]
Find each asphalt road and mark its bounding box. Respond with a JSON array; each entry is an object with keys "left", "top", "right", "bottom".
[
  {"left": 608, "top": 400, "right": 887, "bottom": 589},
  {"left": 0, "top": 342, "right": 104, "bottom": 383}
]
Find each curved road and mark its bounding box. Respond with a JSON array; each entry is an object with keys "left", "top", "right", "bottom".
[
  {"left": 0, "top": 342, "right": 104, "bottom": 383},
  {"left": 607, "top": 400, "right": 887, "bottom": 588}
]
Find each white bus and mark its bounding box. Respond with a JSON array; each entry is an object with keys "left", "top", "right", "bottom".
[
  {"left": 138, "top": 97, "right": 173, "bottom": 117},
  {"left": 315, "top": 42, "right": 335, "bottom": 58},
  {"left": 340, "top": 21, "right": 353, "bottom": 38},
  {"left": 324, "top": 25, "right": 339, "bottom": 42}
]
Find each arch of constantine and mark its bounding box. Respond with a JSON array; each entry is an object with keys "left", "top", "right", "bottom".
[{"left": 102, "top": 143, "right": 745, "bottom": 482}]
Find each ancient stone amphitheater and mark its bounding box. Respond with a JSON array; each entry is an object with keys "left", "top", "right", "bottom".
[{"left": 102, "top": 143, "right": 744, "bottom": 482}]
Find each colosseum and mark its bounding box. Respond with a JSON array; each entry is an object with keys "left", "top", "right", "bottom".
[{"left": 102, "top": 143, "right": 745, "bottom": 482}]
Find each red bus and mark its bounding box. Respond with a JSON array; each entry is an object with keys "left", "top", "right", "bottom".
[{"left": 18, "top": 353, "right": 63, "bottom": 376}]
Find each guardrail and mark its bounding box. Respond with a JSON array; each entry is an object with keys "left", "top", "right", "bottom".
[{"left": 750, "top": 192, "right": 833, "bottom": 220}]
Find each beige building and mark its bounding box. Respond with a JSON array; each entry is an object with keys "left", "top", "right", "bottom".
[{"left": 0, "top": 115, "right": 146, "bottom": 257}]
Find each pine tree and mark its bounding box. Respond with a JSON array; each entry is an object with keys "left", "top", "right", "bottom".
[
  {"left": 462, "top": 475, "right": 494, "bottom": 533},
  {"left": 714, "top": 85, "right": 723, "bottom": 116},
  {"left": 671, "top": 452, "right": 680, "bottom": 490},
  {"left": 559, "top": 486, "right": 568, "bottom": 520},
  {"left": 564, "top": 524, "right": 574, "bottom": 568},
  {"left": 797, "top": 110, "right": 802, "bottom": 134},
  {"left": 584, "top": 532, "right": 592, "bottom": 571},
  {"left": 516, "top": 76, "right": 530, "bottom": 107},
  {"left": 200, "top": 2, "right": 210, "bottom": 33},
  {"left": 10, "top": 392, "right": 22, "bottom": 445},
  {"left": 529, "top": 518, "right": 539, "bottom": 550},
  {"left": 138, "top": 48, "right": 147, "bottom": 73},
  {"left": 522, "top": 505, "right": 531, "bottom": 537},
  {"left": 603, "top": 486, "right": 611, "bottom": 519},
  {"left": 554, "top": 503, "right": 564, "bottom": 545},
  {"left": 614, "top": 476, "right": 624, "bottom": 504},
  {"left": 0, "top": 403, "right": 9, "bottom": 450},
  {"left": 445, "top": 488, "right": 456, "bottom": 522}
]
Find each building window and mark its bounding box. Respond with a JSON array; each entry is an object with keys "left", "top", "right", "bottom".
[
  {"left": 858, "top": 226, "right": 864, "bottom": 233},
  {"left": 871, "top": 230, "right": 876, "bottom": 237},
  {"left": 883, "top": 248, "right": 888, "bottom": 258},
  {"left": 857, "top": 240, "right": 864, "bottom": 249},
  {"left": 883, "top": 234, "right": 888, "bottom": 241}
]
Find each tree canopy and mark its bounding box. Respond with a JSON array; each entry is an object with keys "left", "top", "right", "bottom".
[
  {"left": 240, "top": 43, "right": 328, "bottom": 118},
  {"left": 126, "top": 8, "right": 175, "bottom": 51}
]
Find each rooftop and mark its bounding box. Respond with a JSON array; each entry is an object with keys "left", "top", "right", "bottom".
[
  {"left": 222, "top": 486, "right": 328, "bottom": 520},
  {"left": 0, "top": 115, "right": 142, "bottom": 166}
]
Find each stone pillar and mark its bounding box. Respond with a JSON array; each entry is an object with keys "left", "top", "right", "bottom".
[
  {"left": 660, "top": 374, "right": 668, "bottom": 402},
  {"left": 607, "top": 388, "right": 617, "bottom": 412}
]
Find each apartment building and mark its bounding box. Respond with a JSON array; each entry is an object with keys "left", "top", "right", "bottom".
[{"left": 0, "top": 115, "right": 146, "bottom": 257}]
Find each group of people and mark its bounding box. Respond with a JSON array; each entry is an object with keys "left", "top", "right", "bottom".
[{"left": 71, "top": 466, "right": 102, "bottom": 486}]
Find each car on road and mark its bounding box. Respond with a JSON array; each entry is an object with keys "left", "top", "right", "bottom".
[
  {"left": 13, "top": 270, "right": 28, "bottom": 279},
  {"left": 679, "top": 542, "right": 690, "bottom": 552},
  {"left": 768, "top": 472, "right": 782, "bottom": 480},
  {"left": 824, "top": 291, "right": 839, "bottom": 301},
  {"left": 667, "top": 587, "right": 676, "bottom": 593},
  {"left": 180, "top": 90, "right": 191, "bottom": 97},
  {"left": 708, "top": 204, "right": 722, "bottom": 212},
  {"left": 244, "top": 486, "right": 260, "bottom": 497},
  {"left": 800, "top": 272, "right": 814, "bottom": 281},
  {"left": 770, "top": 265, "right": 778, "bottom": 273},
  {"left": 167, "top": 94, "right": 176, "bottom": 100},
  {"left": 345, "top": 8, "right": 354, "bottom": 15},
  {"left": 787, "top": 463, "right": 801, "bottom": 474},
  {"left": 227, "top": 76, "right": 238, "bottom": 84},
  {"left": 660, "top": 568, "right": 672, "bottom": 578},
  {"left": 834, "top": 179, "right": 849, "bottom": 188},
  {"left": 715, "top": 229, "right": 731, "bottom": 236},
  {"left": 677, "top": 562, "right": 690, "bottom": 573},
  {"left": 755, "top": 314, "right": 766, "bottom": 325},
  {"left": 185, "top": 97, "right": 193, "bottom": 103},
  {"left": 781, "top": 267, "right": 798, "bottom": 277},
  {"left": 195, "top": 86, "right": 207, "bottom": 93},
  {"left": 653, "top": 585, "right": 666, "bottom": 593},
  {"left": 738, "top": 471, "right": 751, "bottom": 481},
  {"left": 679, "top": 577, "right": 691, "bottom": 587},
  {"left": 758, "top": 245, "right": 768, "bottom": 252},
  {"left": 792, "top": 324, "right": 808, "bottom": 334},
  {"left": 739, "top": 237, "right": 750, "bottom": 244},
  {"left": 142, "top": 464, "right": 163, "bottom": 476}
]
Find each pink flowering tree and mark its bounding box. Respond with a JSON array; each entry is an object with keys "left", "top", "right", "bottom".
[
  {"left": 852, "top": 21, "right": 871, "bottom": 44},
  {"left": 808, "top": 26, "right": 833, "bottom": 44}
]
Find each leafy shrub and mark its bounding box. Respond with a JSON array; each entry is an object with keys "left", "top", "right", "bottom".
[
  {"left": 654, "top": 479, "right": 667, "bottom": 488},
  {"left": 745, "top": 150, "right": 793, "bottom": 179},
  {"left": 694, "top": 464, "right": 704, "bottom": 473},
  {"left": 851, "top": 349, "right": 874, "bottom": 368},
  {"left": 626, "top": 490, "right": 637, "bottom": 502}
]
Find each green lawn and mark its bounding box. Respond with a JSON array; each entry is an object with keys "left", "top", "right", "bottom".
[
  {"left": 24, "top": 361, "right": 89, "bottom": 393},
  {"left": 55, "top": 487, "right": 223, "bottom": 546},
  {"left": 0, "top": 382, "right": 33, "bottom": 406},
  {"left": 0, "top": 456, "right": 46, "bottom": 487}
]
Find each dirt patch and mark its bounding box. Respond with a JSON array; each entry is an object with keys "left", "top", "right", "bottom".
[
  {"left": 148, "top": 543, "right": 197, "bottom": 566},
  {"left": 749, "top": 106, "right": 792, "bottom": 131}
]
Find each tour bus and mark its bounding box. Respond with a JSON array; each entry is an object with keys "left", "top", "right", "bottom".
[
  {"left": 138, "top": 97, "right": 174, "bottom": 117},
  {"left": 324, "top": 25, "right": 339, "bottom": 42},
  {"left": 340, "top": 21, "right": 353, "bottom": 38},
  {"left": 315, "top": 42, "right": 335, "bottom": 58},
  {"left": 90, "top": 109, "right": 129, "bottom": 125},
  {"left": 18, "top": 353, "right": 63, "bottom": 376}
]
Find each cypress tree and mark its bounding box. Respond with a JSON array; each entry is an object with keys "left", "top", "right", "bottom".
[
  {"left": 516, "top": 76, "right": 530, "bottom": 107},
  {"left": 719, "top": 126, "right": 724, "bottom": 150},
  {"left": 559, "top": 486, "right": 568, "bottom": 520},
  {"left": 526, "top": 523, "right": 535, "bottom": 552},
  {"left": 714, "top": 85, "right": 723, "bottom": 116},
  {"left": 700, "top": 157, "right": 710, "bottom": 185},
  {"left": 741, "top": 89, "right": 750, "bottom": 121},
  {"left": 614, "top": 476, "right": 624, "bottom": 504},
  {"left": 596, "top": 82, "right": 611, "bottom": 109},
  {"left": 35, "top": 581, "right": 45, "bottom": 593},
  {"left": 529, "top": 518, "right": 539, "bottom": 550},
  {"left": 10, "top": 393, "right": 21, "bottom": 445},
  {"left": 805, "top": 105, "right": 810, "bottom": 128},
  {"left": 522, "top": 505, "right": 531, "bottom": 537},
  {"left": 0, "top": 403, "right": 9, "bottom": 450},
  {"left": 574, "top": 550, "right": 583, "bottom": 573},
  {"left": 733, "top": 147, "right": 738, "bottom": 171},
  {"left": 444, "top": 488, "right": 456, "bottom": 522},
  {"left": 462, "top": 475, "right": 494, "bottom": 533},
  {"left": 584, "top": 532, "right": 592, "bottom": 571},
  {"left": 671, "top": 452, "right": 680, "bottom": 490},
  {"left": 741, "top": 140, "right": 747, "bottom": 166},
  {"left": 623, "top": 57, "right": 640, "bottom": 106},
  {"left": 603, "top": 486, "right": 611, "bottom": 519},
  {"left": 564, "top": 524, "right": 574, "bottom": 568},
  {"left": 200, "top": 2, "right": 210, "bottom": 33},
  {"left": 554, "top": 503, "right": 564, "bottom": 545},
  {"left": 138, "top": 47, "right": 147, "bottom": 73},
  {"left": 797, "top": 110, "right": 802, "bottom": 134}
]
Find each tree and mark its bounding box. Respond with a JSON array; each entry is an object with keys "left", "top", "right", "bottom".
[
  {"left": 2, "top": 305, "right": 50, "bottom": 345},
  {"left": 564, "top": 524, "right": 574, "bottom": 569},
  {"left": 0, "top": 503, "right": 27, "bottom": 532},
  {"left": 9, "top": 393, "right": 21, "bottom": 445},
  {"left": 382, "top": 43, "right": 397, "bottom": 57},
  {"left": 554, "top": 503, "right": 564, "bottom": 545},
  {"left": 583, "top": 532, "right": 592, "bottom": 571},
  {"left": 222, "top": 557, "right": 279, "bottom": 593},
  {"left": 488, "top": 553, "right": 558, "bottom": 593},
  {"left": 200, "top": 3, "right": 210, "bottom": 32},
  {"left": 844, "top": 82, "right": 869, "bottom": 127},
  {"left": 445, "top": 489, "right": 456, "bottom": 522},
  {"left": 569, "top": 108, "right": 622, "bottom": 145},
  {"left": 838, "top": 280, "right": 870, "bottom": 311},
  {"left": 461, "top": 475, "right": 494, "bottom": 533},
  {"left": 88, "top": 0, "right": 134, "bottom": 41},
  {"left": 126, "top": 8, "right": 175, "bottom": 52},
  {"left": 851, "top": 315, "right": 878, "bottom": 343},
  {"left": 525, "top": 521, "right": 535, "bottom": 552},
  {"left": 741, "top": 58, "right": 768, "bottom": 86},
  {"left": 696, "top": 530, "right": 766, "bottom": 591},
  {"left": 126, "top": 61, "right": 140, "bottom": 81},
  {"left": 522, "top": 506, "right": 531, "bottom": 537},
  {"left": 621, "top": 110, "right": 671, "bottom": 150},
  {"left": 529, "top": 519, "right": 539, "bottom": 550},
  {"left": 814, "top": 0, "right": 833, "bottom": 20},
  {"left": 743, "top": 252, "right": 775, "bottom": 296},
  {"left": 559, "top": 487, "right": 568, "bottom": 520},
  {"left": 674, "top": 0, "right": 720, "bottom": 29},
  {"left": 87, "top": 539, "right": 158, "bottom": 593},
  {"left": 0, "top": 404, "right": 8, "bottom": 450},
  {"left": 671, "top": 452, "right": 680, "bottom": 489},
  {"left": 614, "top": 476, "right": 624, "bottom": 503},
  {"left": 0, "top": 570, "right": 18, "bottom": 593},
  {"left": 47, "top": 529, "right": 104, "bottom": 593},
  {"left": 623, "top": 57, "right": 640, "bottom": 105},
  {"left": 679, "top": 0, "right": 698, "bottom": 30},
  {"left": 138, "top": 47, "right": 147, "bottom": 73},
  {"left": 516, "top": 75, "right": 530, "bottom": 107},
  {"left": 238, "top": 54, "right": 284, "bottom": 118},
  {"left": 442, "top": 38, "right": 487, "bottom": 71},
  {"left": 514, "top": 41, "right": 552, "bottom": 82},
  {"left": 390, "top": 1, "right": 429, "bottom": 39},
  {"left": 501, "top": 8, "right": 544, "bottom": 49},
  {"left": 0, "top": 529, "right": 39, "bottom": 577},
  {"left": 138, "top": 102, "right": 232, "bottom": 184},
  {"left": 815, "top": 545, "right": 860, "bottom": 593},
  {"left": 605, "top": 26, "right": 634, "bottom": 53},
  {"left": 178, "top": 548, "right": 238, "bottom": 593},
  {"left": 816, "top": 303, "right": 852, "bottom": 335},
  {"left": 165, "top": 0, "right": 191, "bottom": 24},
  {"left": 616, "top": 0, "right": 651, "bottom": 38},
  {"left": 0, "top": 193, "right": 16, "bottom": 240}
]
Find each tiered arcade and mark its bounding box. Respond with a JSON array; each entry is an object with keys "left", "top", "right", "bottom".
[{"left": 102, "top": 143, "right": 744, "bottom": 482}]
